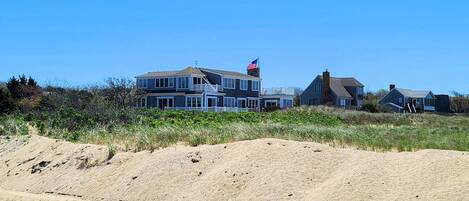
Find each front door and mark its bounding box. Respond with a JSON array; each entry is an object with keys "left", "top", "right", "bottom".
[{"left": 157, "top": 97, "right": 174, "bottom": 110}]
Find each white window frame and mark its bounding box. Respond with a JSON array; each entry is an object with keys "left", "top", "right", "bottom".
[
  {"left": 156, "top": 96, "right": 175, "bottom": 109},
  {"left": 223, "top": 78, "right": 235, "bottom": 89},
  {"left": 240, "top": 80, "right": 248, "bottom": 90},
  {"left": 177, "top": 77, "right": 189, "bottom": 89},
  {"left": 223, "top": 97, "right": 236, "bottom": 107},
  {"left": 247, "top": 98, "right": 259, "bottom": 109},
  {"left": 155, "top": 78, "right": 175, "bottom": 88},
  {"left": 137, "top": 79, "right": 148, "bottom": 89},
  {"left": 252, "top": 80, "right": 259, "bottom": 91},
  {"left": 237, "top": 98, "right": 247, "bottom": 108},
  {"left": 265, "top": 100, "right": 278, "bottom": 108},
  {"left": 136, "top": 97, "right": 147, "bottom": 108},
  {"left": 186, "top": 96, "right": 203, "bottom": 108}
]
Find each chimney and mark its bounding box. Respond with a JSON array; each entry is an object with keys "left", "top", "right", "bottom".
[
  {"left": 322, "top": 69, "right": 330, "bottom": 104},
  {"left": 247, "top": 67, "right": 260, "bottom": 77},
  {"left": 389, "top": 84, "right": 395, "bottom": 91}
]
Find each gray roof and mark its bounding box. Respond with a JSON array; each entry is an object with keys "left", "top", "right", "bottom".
[
  {"left": 395, "top": 88, "right": 433, "bottom": 98},
  {"left": 199, "top": 68, "right": 258, "bottom": 79},
  {"left": 136, "top": 66, "right": 257, "bottom": 79},
  {"left": 318, "top": 76, "right": 364, "bottom": 98},
  {"left": 136, "top": 67, "right": 205, "bottom": 78}
]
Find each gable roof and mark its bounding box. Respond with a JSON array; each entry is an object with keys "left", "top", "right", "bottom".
[
  {"left": 329, "top": 78, "right": 353, "bottom": 98},
  {"left": 394, "top": 88, "right": 433, "bottom": 98},
  {"left": 317, "top": 76, "right": 364, "bottom": 98}
]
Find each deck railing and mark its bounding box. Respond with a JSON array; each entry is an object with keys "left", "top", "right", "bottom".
[
  {"left": 165, "top": 107, "right": 258, "bottom": 112},
  {"left": 192, "top": 84, "right": 221, "bottom": 93}
]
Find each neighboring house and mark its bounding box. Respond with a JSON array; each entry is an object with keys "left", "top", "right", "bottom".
[
  {"left": 300, "top": 70, "right": 364, "bottom": 108},
  {"left": 379, "top": 85, "right": 436, "bottom": 113},
  {"left": 135, "top": 66, "right": 261, "bottom": 112},
  {"left": 260, "top": 87, "right": 296, "bottom": 110}
]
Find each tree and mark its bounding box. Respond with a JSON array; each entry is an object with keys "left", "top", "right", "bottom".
[
  {"left": 6, "top": 75, "right": 41, "bottom": 99},
  {"left": 104, "top": 78, "right": 136, "bottom": 109},
  {"left": 0, "top": 87, "right": 15, "bottom": 114},
  {"left": 6, "top": 76, "right": 20, "bottom": 98},
  {"left": 27, "top": 76, "right": 37, "bottom": 87}
]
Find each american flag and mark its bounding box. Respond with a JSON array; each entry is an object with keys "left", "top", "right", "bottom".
[{"left": 247, "top": 58, "right": 258, "bottom": 70}]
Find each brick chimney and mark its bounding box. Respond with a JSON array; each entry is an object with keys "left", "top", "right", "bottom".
[
  {"left": 389, "top": 84, "right": 396, "bottom": 91},
  {"left": 322, "top": 70, "right": 330, "bottom": 104}
]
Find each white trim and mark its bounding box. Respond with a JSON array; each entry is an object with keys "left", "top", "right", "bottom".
[
  {"left": 145, "top": 92, "right": 186, "bottom": 96},
  {"left": 240, "top": 80, "right": 248, "bottom": 90},
  {"left": 264, "top": 100, "right": 278, "bottom": 108},
  {"left": 252, "top": 80, "right": 260, "bottom": 91},
  {"left": 223, "top": 97, "right": 236, "bottom": 107},
  {"left": 223, "top": 77, "right": 236, "bottom": 89},
  {"left": 186, "top": 96, "right": 203, "bottom": 108},
  {"left": 237, "top": 98, "right": 247, "bottom": 108},
  {"left": 156, "top": 96, "right": 175, "bottom": 109}
]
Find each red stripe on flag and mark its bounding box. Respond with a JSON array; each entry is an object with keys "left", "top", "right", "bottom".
[{"left": 247, "top": 63, "right": 257, "bottom": 70}]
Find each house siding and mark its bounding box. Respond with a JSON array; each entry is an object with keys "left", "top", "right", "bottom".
[
  {"left": 300, "top": 76, "right": 322, "bottom": 105},
  {"left": 379, "top": 89, "right": 404, "bottom": 108}
]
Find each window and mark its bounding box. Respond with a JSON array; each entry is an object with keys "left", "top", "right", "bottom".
[
  {"left": 135, "top": 97, "right": 146, "bottom": 108},
  {"left": 237, "top": 98, "right": 247, "bottom": 108},
  {"left": 177, "top": 77, "right": 189, "bottom": 88},
  {"left": 155, "top": 78, "right": 174, "bottom": 88},
  {"left": 340, "top": 99, "right": 346, "bottom": 107},
  {"left": 224, "top": 97, "right": 236, "bottom": 107},
  {"left": 137, "top": 79, "right": 148, "bottom": 89},
  {"left": 248, "top": 99, "right": 259, "bottom": 108},
  {"left": 252, "top": 81, "right": 259, "bottom": 91},
  {"left": 187, "top": 97, "right": 202, "bottom": 108},
  {"left": 399, "top": 97, "right": 403, "bottom": 104},
  {"left": 283, "top": 99, "right": 293, "bottom": 108},
  {"left": 240, "top": 80, "right": 247, "bottom": 90},
  {"left": 223, "top": 78, "right": 235, "bottom": 89}
]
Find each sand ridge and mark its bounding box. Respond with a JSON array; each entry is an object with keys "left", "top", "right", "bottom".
[{"left": 0, "top": 135, "right": 468, "bottom": 201}]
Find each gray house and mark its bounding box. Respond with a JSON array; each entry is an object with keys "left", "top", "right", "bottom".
[
  {"left": 300, "top": 70, "right": 364, "bottom": 108},
  {"left": 260, "top": 87, "right": 297, "bottom": 110},
  {"left": 379, "top": 85, "right": 436, "bottom": 113},
  {"left": 135, "top": 66, "right": 261, "bottom": 112}
]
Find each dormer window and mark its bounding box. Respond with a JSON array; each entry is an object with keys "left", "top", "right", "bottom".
[{"left": 155, "top": 78, "right": 175, "bottom": 88}]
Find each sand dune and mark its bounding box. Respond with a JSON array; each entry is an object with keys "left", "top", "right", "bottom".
[{"left": 0, "top": 135, "right": 468, "bottom": 201}]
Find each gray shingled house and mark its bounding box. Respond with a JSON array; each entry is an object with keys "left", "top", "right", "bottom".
[
  {"left": 379, "top": 85, "right": 436, "bottom": 113},
  {"left": 300, "top": 70, "right": 364, "bottom": 108},
  {"left": 135, "top": 66, "right": 261, "bottom": 112}
]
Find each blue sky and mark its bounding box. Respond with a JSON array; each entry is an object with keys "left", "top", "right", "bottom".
[{"left": 1, "top": 0, "right": 468, "bottom": 94}]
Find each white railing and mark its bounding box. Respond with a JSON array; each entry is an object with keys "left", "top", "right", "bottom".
[
  {"left": 192, "top": 84, "right": 221, "bottom": 92},
  {"left": 424, "top": 106, "right": 435, "bottom": 111},
  {"left": 165, "top": 107, "right": 252, "bottom": 112}
]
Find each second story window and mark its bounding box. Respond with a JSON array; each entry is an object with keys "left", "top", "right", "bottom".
[
  {"left": 240, "top": 80, "right": 247, "bottom": 90},
  {"left": 137, "top": 79, "right": 148, "bottom": 89},
  {"left": 156, "top": 78, "right": 174, "bottom": 88},
  {"left": 252, "top": 80, "right": 259, "bottom": 91},
  {"left": 223, "top": 78, "right": 235, "bottom": 89},
  {"left": 177, "top": 77, "right": 189, "bottom": 89}
]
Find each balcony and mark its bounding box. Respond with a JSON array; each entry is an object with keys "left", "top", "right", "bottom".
[{"left": 192, "top": 84, "right": 221, "bottom": 93}]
